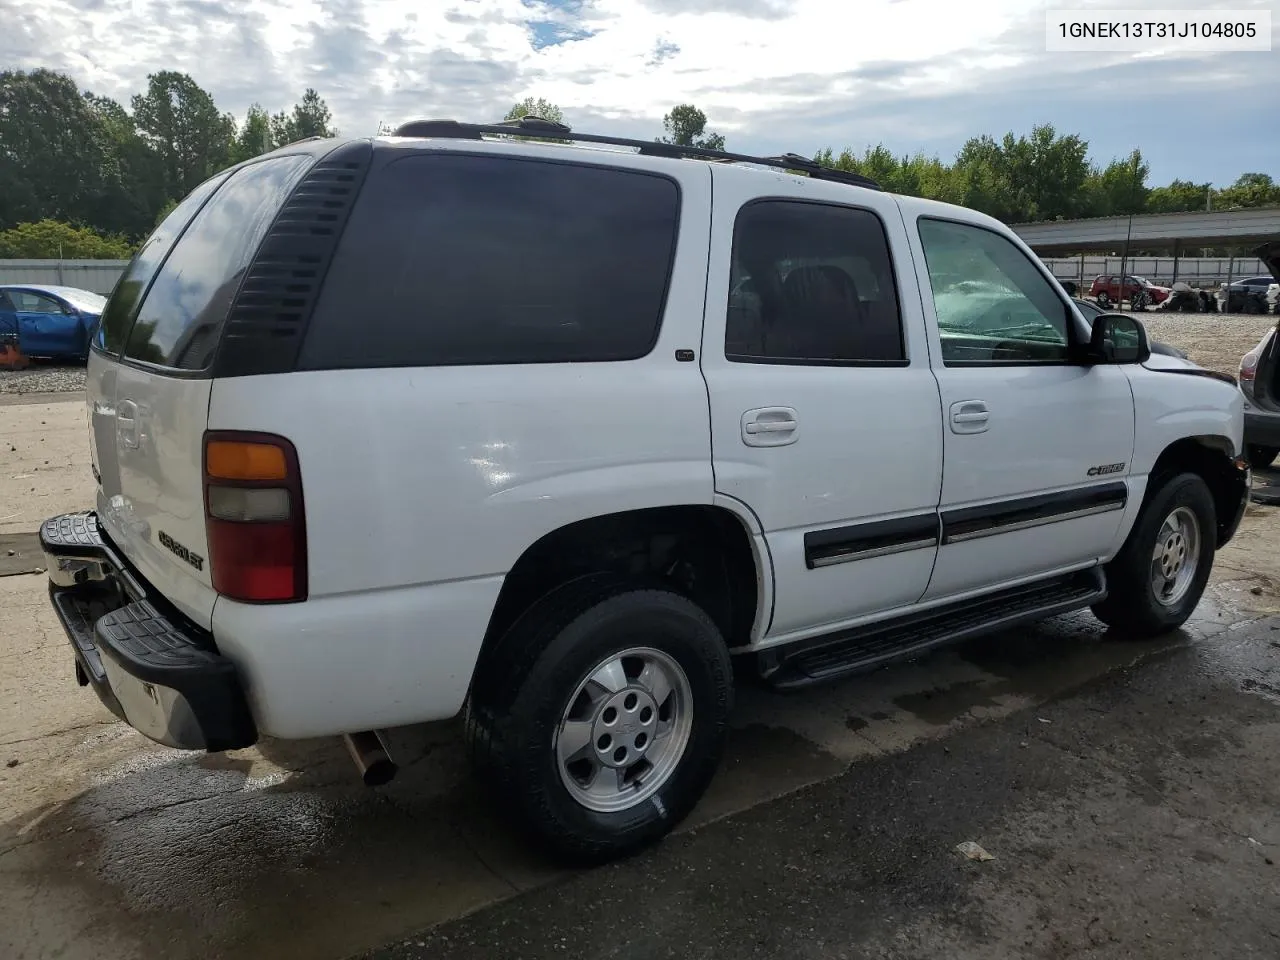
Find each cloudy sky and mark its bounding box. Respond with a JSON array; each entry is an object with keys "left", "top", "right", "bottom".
[{"left": 7, "top": 0, "right": 1277, "bottom": 186}]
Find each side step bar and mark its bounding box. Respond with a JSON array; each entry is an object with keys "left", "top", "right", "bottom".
[{"left": 761, "top": 567, "right": 1107, "bottom": 690}]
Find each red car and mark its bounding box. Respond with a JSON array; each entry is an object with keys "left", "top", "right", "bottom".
[{"left": 1088, "top": 274, "right": 1171, "bottom": 309}]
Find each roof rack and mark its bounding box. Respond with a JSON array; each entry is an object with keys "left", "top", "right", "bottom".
[{"left": 388, "top": 116, "right": 883, "bottom": 191}]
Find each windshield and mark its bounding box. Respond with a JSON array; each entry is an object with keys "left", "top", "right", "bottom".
[
  {"left": 1130, "top": 276, "right": 1149, "bottom": 286},
  {"left": 60, "top": 290, "right": 108, "bottom": 313}
]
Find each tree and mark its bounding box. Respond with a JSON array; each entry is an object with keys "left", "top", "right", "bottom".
[
  {"left": 234, "top": 103, "right": 275, "bottom": 162},
  {"left": 1147, "top": 179, "right": 1212, "bottom": 214},
  {"left": 659, "top": 104, "right": 725, "bottom": 151},
  {"left": 504, "top": 96, "right": 564, "bottom": 125},
  {"left": 270, "top": 88, "right": 335, "bottom": 147},
  {"left": 1084, "top": 149, "right": 1150, "bottom": 217},
  {"left": 0, "top": 220, "right": 136, "bottom": 259},
  {"left": 130, "top": 71, "right": 235, "bottom": 202},
  {"left": 0, "top": 69, "right": 116, "bottom": 230},
  {"left": 1216, "top": 173, "right": 1280, "bottom": 209},
  {"left": 84, "top": 91, "right": 169, "bottom": 237}
]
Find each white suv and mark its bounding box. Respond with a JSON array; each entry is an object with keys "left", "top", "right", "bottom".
[{"left": 39, "top": 118, "right": 1250, "bottom": 862}]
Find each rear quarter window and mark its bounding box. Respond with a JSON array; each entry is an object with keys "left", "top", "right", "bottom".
[
  {"left": 122, "top": 154, "right": 314, "bottom": 370},
  {"left": 297, "top": 152, "right": 681, "bottom": 369},
  {"left": 96, "top": 171, "right": 229, "bottom": 356}
]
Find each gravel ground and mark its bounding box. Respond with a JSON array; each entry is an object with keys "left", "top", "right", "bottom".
[
  {"left": 0, "top": 312, "right": 1270, "bottom": 394},
  {"left": 1141, "top": 310, "right": 1275, "bottom": 377},
  {"left": 0, "top": 362, "right": 87, "bottom": 395}
]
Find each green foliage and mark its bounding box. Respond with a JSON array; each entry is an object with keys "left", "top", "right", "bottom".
[
  {"left": 0, "top": 220, "right": 136, "bottom": 259},
  {"left": 816, "top": 124, "right": 1275, "bottom": 224},
  {"left": 501, "top": 97, "right": 568, "bottom": 143},
  {"left": 1147, "top": 179, "right": 1212, "bottom": 213},
  {"left": 0, "top": 68, "right": 337, "bottom": 243},
  {"left": 504, "top": 97, "right": 565, "bottom": 125},
  {"left": 659, "top": 104, "right": 725, "bottom": 151},
  {"left": 270, "top": 88, "right": 336, "bottom": 147}
]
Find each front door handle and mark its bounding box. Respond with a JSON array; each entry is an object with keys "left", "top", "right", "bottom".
[
  {"left": 742, "top": 407, "right": 799, "bottom": 447},
  {"left": 949, "top": 400, "right": 990, "bottom": 434}
]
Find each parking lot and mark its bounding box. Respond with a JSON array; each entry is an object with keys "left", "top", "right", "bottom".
[{"left": 4, "top": 309, "right": 1280, "bottom": 959}]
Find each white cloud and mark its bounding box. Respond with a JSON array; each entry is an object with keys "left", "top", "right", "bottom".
[{"left": 4, "top": 0, "right": 1276, "bottom": 183}]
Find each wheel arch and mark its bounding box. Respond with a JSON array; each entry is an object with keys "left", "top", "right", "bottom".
[
  {"left": 1148, "top": 435, "right": 1249, "bottom": 548},
  {"left": 471, "top": 503, "right": 767, "bottom": 694}
]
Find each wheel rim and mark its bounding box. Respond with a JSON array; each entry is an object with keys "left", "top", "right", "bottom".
[
  {"left": 554, "top": 647, "right": 694, "bottom": 813},
  {"left": 1149, "top": 506, "right": 1200, "bottom": 607}
]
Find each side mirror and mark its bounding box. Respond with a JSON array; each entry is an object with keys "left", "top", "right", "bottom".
[{"left": 1087, "top": 312, "right": 1150, "bottom": 364}]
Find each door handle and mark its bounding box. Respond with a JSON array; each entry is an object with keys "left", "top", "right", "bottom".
[
  {"left": 744, "top": 419, "right": 798, "bottom": 434},
  {"left": 117, "top": 399, "right": 139, "bottom": 449},
  {"left": 949, "top": 400, "right": 990, "bottom": 435},
  {"left": 742, "top": 407, "right": 799, "bottom": 447}
]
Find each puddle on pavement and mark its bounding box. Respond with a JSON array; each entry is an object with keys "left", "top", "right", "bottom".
[{"left": 1, "top": 597, "right": 1264, "bottom": 960}]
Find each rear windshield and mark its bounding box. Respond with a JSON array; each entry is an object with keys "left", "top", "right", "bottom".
[
  {"left": 297, "top": 152, "right": 681, "bottom": 369},
  {"left": 96, "top": 171, "right": 229, "bottom": 355},
  {"left": 123, "top": 154, "right": 313, "bottom": 370}
]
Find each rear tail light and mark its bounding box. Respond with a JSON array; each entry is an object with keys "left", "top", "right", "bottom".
[
  {"left": 1240, "top": 351, "right": 1258, "bottom": 383},
  {"left": 203, "top": 431, "right": 307, "bottom": 603}
]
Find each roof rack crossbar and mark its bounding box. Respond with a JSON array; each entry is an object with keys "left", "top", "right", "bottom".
[{"left": 388, "top": 117, "right": 883, "bottom": 191}]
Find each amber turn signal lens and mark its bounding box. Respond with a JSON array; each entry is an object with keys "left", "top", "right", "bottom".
[{"left": 206, "top": 440, "right": 288, "bottom": 481}]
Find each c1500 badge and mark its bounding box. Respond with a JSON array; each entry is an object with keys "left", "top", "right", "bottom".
[
  {"left": 158, "top": 531, "right": 205, "bottom": 571},
  {"left": 1086, "top": 462, "right": 1126, "bottom": 477}
]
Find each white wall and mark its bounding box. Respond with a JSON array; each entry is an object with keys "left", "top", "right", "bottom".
[
  {"left": 0, "top": 260, "right": 128, "bottom": 295},
  {"left": 1042, "top": 256, "right": 1268, "bottom": 287}
]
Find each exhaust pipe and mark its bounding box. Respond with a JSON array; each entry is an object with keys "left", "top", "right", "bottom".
[{"left": 342, "top": 730, "right": 398, "bottom": 786}]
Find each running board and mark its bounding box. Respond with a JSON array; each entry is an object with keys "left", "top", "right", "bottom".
[{"left": 760, "top": 568, "right": 1107, "bottom": 690}]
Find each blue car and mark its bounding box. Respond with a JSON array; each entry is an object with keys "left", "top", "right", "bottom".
[{"left": 0, "top": 284, "right": 108, "bottom": 362}]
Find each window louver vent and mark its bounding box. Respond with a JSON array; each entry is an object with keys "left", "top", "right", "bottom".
[{"left": 213, "top": 139, "right": 374, "bottom": 377}]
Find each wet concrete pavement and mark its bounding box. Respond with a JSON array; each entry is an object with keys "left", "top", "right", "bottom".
[
  {"left": 371, "top": 618, "right": 1280, "bottom": 960},
  {"left": 5, "top": 396, "right": 1280, "bottom": 959},
  {"left": 2, "top": 572, "right": 1275, "bottom": 960}
]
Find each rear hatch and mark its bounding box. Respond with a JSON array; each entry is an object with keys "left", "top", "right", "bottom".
[{"left": 89, "top": 153, "right": 315, "bottom": 629}]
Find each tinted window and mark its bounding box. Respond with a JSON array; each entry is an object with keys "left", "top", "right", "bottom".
[
  {"left": 124, "top": 154, "right": 312, "bottom": 369},
  {"left": 725, "top": 200, "right": 904, "bottom": 364},
  {"left": 918, "top": 218, "right": 1071, "bottom": 366},
  {"left": 97, "top": 172, "right": 229, "bottom": 355},
  {"left": 299, "top": 153, "right": 680, "bottom": 369}
]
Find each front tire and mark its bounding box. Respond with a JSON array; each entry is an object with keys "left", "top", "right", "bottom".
[
  {"left": 466, "top": 574, "right": 733, "bottom": 864},
  {"left": 1092, "top": 472, "right": 1216, "bottom": 637}
]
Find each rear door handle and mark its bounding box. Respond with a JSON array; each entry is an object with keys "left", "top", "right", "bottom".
[
  {"left": 117, "top": 399, "right": 139, "bottom": 449},
  {"left": 949, "top": 400, "right": 990, "bottom": 434},
  {"left": 742, "top": 407, "right": 799, "bottom": 447}
]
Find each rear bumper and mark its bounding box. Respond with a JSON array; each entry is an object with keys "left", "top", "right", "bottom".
[
  {"left": 1244, "top": 408, "right": 1280, "bottom": 449},
  {"left": 40, "top": 512, "right": 257, "bottom": 752}
]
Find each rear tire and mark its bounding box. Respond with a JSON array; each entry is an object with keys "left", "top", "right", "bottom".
[
  {"left": 465, "top": 573, "right": 733, "bottom": 864},
  {"left": 1096, "top": 291, "right": 1112, "bottom": 308},
  {"left": 1248, "top": 445, "right": 1279, "bottom": 469},
  {"left": 1092, "top": 472, "right": 1216, "bottom": 637}
]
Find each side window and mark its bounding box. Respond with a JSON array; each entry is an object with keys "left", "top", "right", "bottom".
[
  {"left": 298, "top": 154, "right": 681, "bottom": 369},
  {"left": 123, "top": 154, "right": 312, "bottom": 370},
  {"left": 917, "top": 218, "right": 1072, "bottom": 366},
  {"left": 97, "top": 171, "right": 230, "bottom": 356},
  {"left": 725, "top": 200, "right": 905, "bottom": 364},
  {"left": 14, "top": 292, "right": 64, "bottom": 313}
]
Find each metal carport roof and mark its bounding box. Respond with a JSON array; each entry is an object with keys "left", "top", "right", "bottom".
[{"left": 1011, "top": 207, "right": 1280, "bottom": 253}]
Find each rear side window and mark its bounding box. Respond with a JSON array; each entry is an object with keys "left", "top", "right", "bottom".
[
  {"left": 123, "top": 154, "right": 313, "bottom": 370},
  {"left": 725, "top": 199, "right": 905, "bottom": 364},
  {"left": 298, "top": 153, "right": 681, "bottom": 369},
  {"left": 97, "top": 172, "right": 229, "bottom": 355}
]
